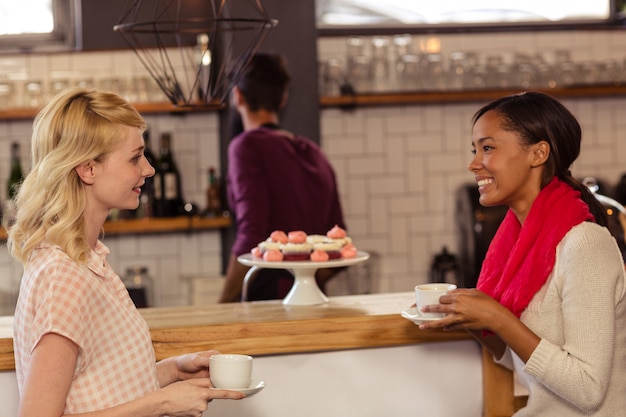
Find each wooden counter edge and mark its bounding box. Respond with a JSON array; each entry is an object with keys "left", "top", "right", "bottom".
[
  {"left": 147, "top": 313, "right": 471, "bottom": 360},
  {"left": 0, "top": 312, "right": 470, "bottom": 371}
]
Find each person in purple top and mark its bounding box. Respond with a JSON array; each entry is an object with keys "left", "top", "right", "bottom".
[{"left": 218, "top": 51, "right": 346, "bottom": 303}]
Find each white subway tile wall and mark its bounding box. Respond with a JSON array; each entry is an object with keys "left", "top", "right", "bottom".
[{"left": 2, "top": 30, "right": 626, "bottom": 313}]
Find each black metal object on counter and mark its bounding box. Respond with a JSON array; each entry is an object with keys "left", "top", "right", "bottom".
[
  {"left": 429, "top": 246, "right": 461, "bottom": 285},
  {"left": 455, "top": 183, "right": 507, "bottom": 289}
]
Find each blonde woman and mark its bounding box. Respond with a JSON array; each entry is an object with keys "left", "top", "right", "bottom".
[{"left": 7, "top": 88, "right": 243, "bottom": 417}]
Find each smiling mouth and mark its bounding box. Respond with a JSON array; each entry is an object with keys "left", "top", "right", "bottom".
[{"left": 477, "top": 178, "right": 493, "bottom": 187}]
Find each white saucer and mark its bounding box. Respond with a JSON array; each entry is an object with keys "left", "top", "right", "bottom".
[
  {"left": 216, "top": 380, "right": 266, "bottom": 397},
  {"left": 401, "top": 307, "right": 444, "bottom": 325}
]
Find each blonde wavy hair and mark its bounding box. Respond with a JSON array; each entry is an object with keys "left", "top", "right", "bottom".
[{"left": 5, "top": 88, "right": 146, "bottom": 265}]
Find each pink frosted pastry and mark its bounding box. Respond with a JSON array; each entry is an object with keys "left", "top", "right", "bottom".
[
  {"left": 288, "top": 230, "right": 307, "bottom": 244},
  {"left": 310, "top": 249, "right": 330, "bottom": 262},
  {"left": 341, "top": 243, "right": 358, "bottom": 259},
  {"left": 282, "top": 242, "right": 313, "bottom": 261},
  {"left": 326, "top": 225, "right": 347, "bottom": 239},
  {"left": 251, "top": 246, "right": 262, "bottom": 258},
  {"left": 313, "top": 241, "right": 342, "bottom": 259},
  {"left": 306, "top": 234, "right": 327, "bottom": 245},
  {"left": 258, "top": 240, "right": 282, "bottom": 254},
  {"left": 270, "top": 230, "right": 288, "bottom": 244},
  {"left": 263, "top": 249, "right": 284, "bottom": 262}
]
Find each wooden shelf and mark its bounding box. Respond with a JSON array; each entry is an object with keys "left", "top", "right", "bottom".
[
  {"left": 0, "top": 215, "right": 231, "bottom": 241},
  {"left": 319, "top": 84, "right": 626, "bottom": 108},
  {"left": 2, "top": 85, "right": 625, "bottom": 120},
  {"left": 102, "top": 215, "right": 232, "bottom": 236},
  {"left": 0, "top": 101, "right": 224, "bottom": 121}
]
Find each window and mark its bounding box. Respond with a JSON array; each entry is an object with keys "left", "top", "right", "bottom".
[
  {"left": 0, "top": 0, "right": 78, "bottom": 53},
  {"left": 316, "top": 0, "right": 619, "bottom": 34}
]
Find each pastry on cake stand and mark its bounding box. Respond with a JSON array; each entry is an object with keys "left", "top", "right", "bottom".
[{"left": 237, "top": 251, "right": 370, "bottom": 305}]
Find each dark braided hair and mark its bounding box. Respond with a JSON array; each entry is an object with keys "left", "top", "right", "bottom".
[{"left": 472, "top": 91, "right": 608, "bottom": 226}]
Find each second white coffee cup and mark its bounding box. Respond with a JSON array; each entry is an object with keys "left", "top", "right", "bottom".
[
  {"left": 415, "top": 283, "right": 457, "bottom": 318},
  {"left": 209, "top": 354, "right": 253, "bottom": 389}
]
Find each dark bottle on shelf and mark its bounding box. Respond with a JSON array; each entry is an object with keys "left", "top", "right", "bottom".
[
  {"left": 204, "top": 166, "right": 221, "bottom": 217},
  {"left": 155, "top": 132, "right": 184, "bottom": 217},
  {"left": 7, "top": 141, "right": 23, "bottom": 200},
  {"left": 152, "top": 133, "right": 165, "bottom": 217},
  {"left": 138, "top": 129, "right": 157, "bottom": 218},
  {"left": 4, "top": 142, "right": 24, "bottom": 225}
]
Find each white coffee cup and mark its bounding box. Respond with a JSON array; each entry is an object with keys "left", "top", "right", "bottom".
[
  {"left": 415, "top": 283, "right": 457, "bottom": 318},
  {"left": 209, "top": 354, "right": 253, "bottom": 389}
]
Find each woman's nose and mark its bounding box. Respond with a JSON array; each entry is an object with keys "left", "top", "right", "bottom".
[
  {"left": 467, "top": 153, "right": 481, "bottom": 172},
  {"left": 144, "top": 160, "right": 156, "bottom": 178}
]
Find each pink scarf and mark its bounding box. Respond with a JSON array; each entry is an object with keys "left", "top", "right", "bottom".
[{"left": 476, "top": 177, "right": 594, "bottom": 318}]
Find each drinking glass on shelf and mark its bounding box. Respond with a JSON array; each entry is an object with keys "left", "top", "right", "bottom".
[
  {"left": 556, "top": 61, "right": 576, "bottom": 87},
  {"left": 397, "top": 53, "right": 421, "bottom": 92},
  {"left": 423, "top": 53, "right": 446, "bottom": 91},
  {"left": 147, "top": 77, "right": 167, "bottom": 103},
  {"left": 447, "top": 51, "right": 469, "bottom": 90},
  {"left": 535, "top": 63, "right": 556, "bottom": 89},
  {"left": 320, "top": 58, "right": 346, "bottom": 96},
  {"left": 392, "top": 34, "right": 413, "bottom": 58},
  {"left": 484, "top": 54, "right": 506, "bottom": 89},
  {"left": 132, "top": 76, "right": 152, "bottom": 103},
  {"left": 345, "top": 36, "right": 371, "bottom": 93},
  {"left": 74, "top": 78, "right": 94, "bottom": 90},
  {"left": 23, "top": 81, "right": 44, "bottom": 108},
  {"left": 99, "top": 77, "right": 121, "bottom": 94},
  {"left": 596, "top": 59, "right": 621, "bottom": 85},
  {"left": 510, "top": 63, "right": 535, "bottom": 89},
  {"left": 464, "top": 52, "right": 480, "bottom": 70},
  {"left": 467, "top": 65, "right": 488, "bottom": 90},
  {"left": 346, "top": 37, "right": 367, "bottom": 61},
  {"left": 392, "top": 34, "right": 417, "bottom": 92},
  {"left": 49, "top": 79, "right": 70, "bottom": 98},
  {"left": 370, "top": 36, "right": 391, "bottom": 92},
  {"left": 554, "top": 49, "right": 572, "bottom": 66},
  {"left": 346, "top": 54, "right": 371, "bottom": 94},
  {"left": 0, "top": 81, "right": 16, "bottom": 110},
  {"left": 576, "top": 61, "right": 599, "bottom": 85}
]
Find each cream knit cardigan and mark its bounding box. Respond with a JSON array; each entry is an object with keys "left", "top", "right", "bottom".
[{"left": 497, "top": 221, "right": 626, "bottom": 416}]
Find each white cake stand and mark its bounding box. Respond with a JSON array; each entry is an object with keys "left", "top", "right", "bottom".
[{"left": 237, "top": 251, "right": 370, "bottom": 305}]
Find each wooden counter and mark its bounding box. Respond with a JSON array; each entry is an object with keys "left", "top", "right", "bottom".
[
  {"left": 0, "top": 292, "right": 522, "bottom": 416},
  {"left": 0, "top": 292, "right": 468, "bottom": 370},
  {"left": 142, "top": 292, "right": 471, "bottom": 360}
]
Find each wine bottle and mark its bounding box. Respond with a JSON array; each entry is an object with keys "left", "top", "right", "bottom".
[
  {"left": 4, "top": 141, "right": 23, "bottom": 225},
  {"left": 139, "top": 129, "right": 157, "bottom": 218},
  {"left": 156, "top": 132, "right": 184, "bottom": 217},
  {"left": 205, "top": 166, "right": 221, "bottom": 217},
  {"left": 152, "top": 132, "right": 165, "bottom": 217},
  {"left": 7, "top": 142, "right": 23, "bottom": 200}
]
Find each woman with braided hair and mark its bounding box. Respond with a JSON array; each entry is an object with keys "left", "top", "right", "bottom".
[{"left": 419, "top": 92, "right": 626, "bottom": 416}]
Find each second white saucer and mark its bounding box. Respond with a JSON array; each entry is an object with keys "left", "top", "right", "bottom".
[{"left": 401, "top": 307, "right": 444, "bottom": 325}]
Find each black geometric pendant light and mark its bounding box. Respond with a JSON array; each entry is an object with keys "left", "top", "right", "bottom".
[{"left": 114, "top": 0, "right": 277, "bottom": 106}]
